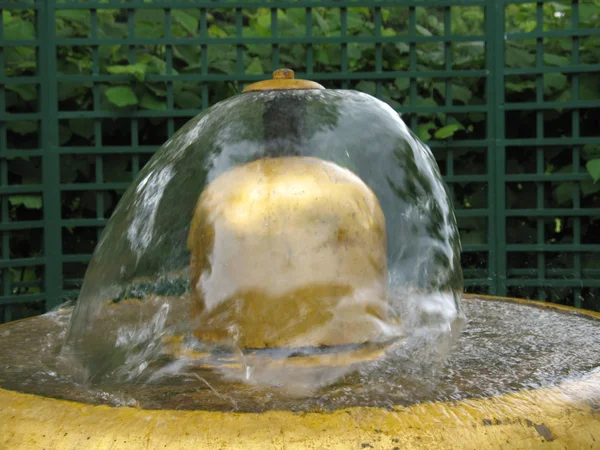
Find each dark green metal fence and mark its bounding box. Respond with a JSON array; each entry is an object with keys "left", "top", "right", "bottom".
[{"left": 0, "top": 0, "right": 599, "bottom": 321}]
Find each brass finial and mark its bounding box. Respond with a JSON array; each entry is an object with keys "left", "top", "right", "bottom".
[
  {"left": 273, "top": 68, "right": 295, "bottom": 80},
  {"left": 243, "top": 68, "right": 324, "bottom": 93}
]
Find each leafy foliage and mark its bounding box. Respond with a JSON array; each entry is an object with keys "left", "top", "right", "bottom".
[{"left": 2, "top": 2, "right": 600, "bottom": 314}]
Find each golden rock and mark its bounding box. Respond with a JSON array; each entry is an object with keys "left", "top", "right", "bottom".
[{"left": 188, "top": 156, "right": 388, "bottom": 349}]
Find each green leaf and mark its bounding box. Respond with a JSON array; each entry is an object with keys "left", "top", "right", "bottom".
[
  {"left": 346, "top": 10, "right": 365, "bottom": 31},
  {"left": 348, "top": 43, "right": 362, "bottom": 60},
  {"left": 105, "top": 86, "right": 138, "bottom": 107},
  {"left": 554, "top": 182, "right": 573, "bottom": 205},
  {"left": 55, "top": 9, "right": 90, "bottom": 24},
  {"left": 104, "top": 158, "right": 130, "bottom": 183},
  {"left": 381, "top": 8, "right": 391, "bottom": 22},
  {"left": 140, "top": 93, "right": 166, "bottom": 111},
  {"left": 505, "top": 45, "right": 535, "bottom": 68},
  {"left": 460, "top": 231, "right": 486, "bottom": 246},
  {"left": 20, "top": 267, "right": 41, "bottom": 293},
  {"left": 583, "top": 143, "right": 600, "bottom": 161},
  {"left": 394, "top": 78, "right": 409, "bottom": 91},
  {"left": 433, "top": 82, "right": 473, "bottom": 104},
  {"left": 543, "top": 53, "right": 570, "bottom": 66},
  {"left": 61, "top": 154, "right": 92, "bottom": 183},
  {"left": 209, "top": 59, "right": 235, "bottom": 75},
  {"left": 106, "top": 63, "right": 147, "bottom": 82},
  {"left": 415, "top": 24, "right": 432, "bottom": 36},
  {"left": 57, "top": 82, "right": 91, "bottom": 102},
  {"left": 452, "top": 41, "right": 484, "bottom": 68},
  {"left": 3, "top": 10, "right": 14, "bottom": 24},
  {"left": 135, "top": 9, "right": 164, "bottom": 24},
  {"left": 469, "top": 112, "right": 486, "bottom": 123},
  {"left": 5, "top": 84, "right": 37, "bottom": 101},
  {"left": 69, "top": 119, "right": 94, "bottom": 139},
  {"left": 543, "top": 73, "right": 567, "bottom": 94},
  {"left": 585, "top": 159, "right": 600, "bottom": 183},
  {"left": 520, "top": 20, "right": 537, "bottom": 33},
  {"left": 581, "top": 180, "right": 600, "bottom": 197},
  {"left": 434, "top": 124, "right": 461, "bottom": 140},
  {"left": 416, "top": 96, "right": 437, "bottom": 108},
  {"left": 208, "top": 24, "right": 228, "bottom": 38},
  {"left": 395, "top": 43, "right": 410, "bottom": 56},
  {"left": 257, "top": 11, "right": 271, "bottom": 30},
  {"left": 7, "top": 121, "right": 37, "bottom": 135},
  {"left": 450, "top": 84, "right": 473, "bottom": 104},
  {"left": 580, "top": 74, "right": 599, "bottom": 100},
  {"left": 173, "top": 45, "right": 201, "bottom": 65},
  {"left": 506, "top": 80, "right": 535, "bottom": 93},
  {"left": 181, "top": 64, "right": 202, "bottom": 74},
  {"left": 98, "top": 44, "right": 122, "bottom": 62},
  {"left": 417, "top": 122, "right": 435, "bottom": 142},
  {"left": 548, "top": 87, "right": 572, "bottom": 104},
  {"left": 246, "top": 57, "right": 263, "bottom": 75},
  {"left": 9, "top": 195, "right": 42, "bottom": 210},
  {"left": 137, "top": 54, "right": 167, "bottom": 75},
  {"left": 382, "top": 95, "right": 401, "bottom": 110},
  {"left": 59, "top": 124, "right": 73, "bottom": 145},
  {"left": 583, "top": 253, "right": 600, "bottom": 270},
  {"left": 172, "top": 10, "right": 199, "bottom": 35},
  {"left": 174, "top": 90, "right": 203, "bottom": 110},
  {"left": 146, "top": 81, "right": 167, "bottom": 96},
  {"left": 246, "top": 44, "right": 272, "bottom": 58},
  {"left": 355, "top": 81, "right": 377, "bottom": 96},
  {"left": 135, "top": 22, "right": 163, "bottom": 39},
  {"left": 382, "top": 27, "right": 396, "bottom": 37},
  {"left": 275, "top": 8, "right": 289, "bottom": 23},
  {"left": 4, "top": 18, "right": 35, "bottom": 40},
  {"left": 98, "top": 18, "right": 127, "bottom": 39},
  {"left": 313, "top": 9, "right": 329, "bottom": 35},
  {"left": 579, "top": 3, "right": 600, "bottom": 24},
  {"left": 418, "top": 46, "right": 444, "bottom": 67},
  {"left": 554, "top": 217, "right": 562, "bottom": 234},
  {"left": 458, "top": 217, "right": 484, "bottom": 231}
]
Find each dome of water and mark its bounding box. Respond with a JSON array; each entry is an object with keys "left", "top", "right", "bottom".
[
  {"left": 58, "top": 70, "right": 464, "bottom": 389},
  {"left": 1, "top": 70, "right": 600, "bottom": 449}
]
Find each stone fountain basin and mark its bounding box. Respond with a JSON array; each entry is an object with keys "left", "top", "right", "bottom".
[{"left": 1, "top": 295, "right": 599, "bottom": 450}]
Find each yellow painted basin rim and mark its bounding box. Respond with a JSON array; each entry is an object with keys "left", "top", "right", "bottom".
[{"left": 1, "top": 295, "right": 599, "bottom": 450}]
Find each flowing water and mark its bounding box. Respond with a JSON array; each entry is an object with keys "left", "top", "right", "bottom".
[
  {"left": 67, "top": 90, "right": 464, "bottom": 354},
  {"left": 1, "top": 296, "right": 599, "bottom": 412},
  {"left": 2, "top": 90, "right": 598, "bottom": 415}
]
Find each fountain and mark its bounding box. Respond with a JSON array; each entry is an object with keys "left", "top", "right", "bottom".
[{"left": 1, "top": 69, "right": 599, "bottom": 449}]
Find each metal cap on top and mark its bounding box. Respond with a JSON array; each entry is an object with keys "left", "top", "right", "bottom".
[{"left": 243, "top": 68, "right": 325, "bottom": 93}]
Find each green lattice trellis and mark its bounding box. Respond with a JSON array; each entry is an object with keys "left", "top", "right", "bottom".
[{"left": 0, "top": 0, "right": 599, "bottom": 322}]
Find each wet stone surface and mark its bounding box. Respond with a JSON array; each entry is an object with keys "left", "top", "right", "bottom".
[{"left": 0, "top": 297, "right": 599, "bottom": 412}]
